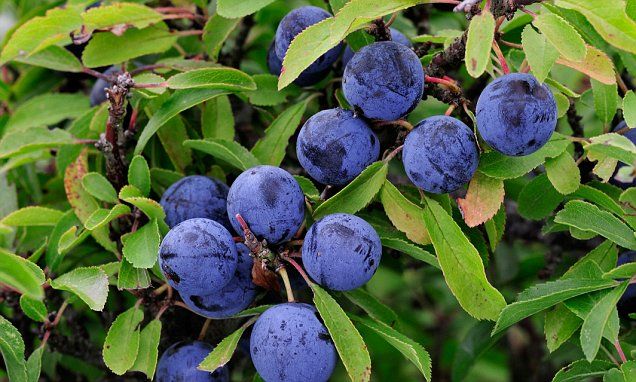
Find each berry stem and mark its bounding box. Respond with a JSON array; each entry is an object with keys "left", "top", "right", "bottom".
[
  {"left": 277, "top": 266, "right": 296, "bottom": 303},
  {"left": 425, "top": 75, "right": 459, "bottom": 90},
  {"left": 282, "top": 256, "right": 313, "bottom": 287},
  {"left": 383, "top": 145, "right": 404, "bottom": 163},
  {"left": 198, "top": 319, "right": 212, "bottom": 340},
  {"left": 445, "top": 104, "right": 456, "bottom": 116},
  {"left": 374, "top": 119, "right": 414, "bottom": 131},
  {"left": 491, "top": 40, "right": 511, "bottom": 75}
]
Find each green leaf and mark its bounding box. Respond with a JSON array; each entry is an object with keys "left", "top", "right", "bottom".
[
  {"left": 565, "top": 240, "right": 618, "bottom": 277},
  {"left": 314, "top": 161, "right": 387, "bottom": 219},
  {"left": 102, "top": 306, "right": 144, "bottom": 375},
  {"left": 50, "top": 267, "right": 109, "bottom": 311},
  {"left": 478, "top": 133, "right": 570, "bottom": 179},
  {"left": 556, "top": 45, "right": 616, "bottom": 85},
  {"left": 82, "top": 23, "right": 177, "bottom": 68},
  {"left": 84, "top": 204, "right": 131, "bottom": 231},
  {"left": 465, "top": 11, "right": 495, "bottom": 78},
  {"left": 201, "top": 95, "right": 235, "bottom": 141},
  {"left": 591, "top": 79, "right": 619, "bottom": 124},
  {"left": 580, "top": 282, "right": 629, "bottom": 361},
  {"left": 128, "top": 156, "right": 151, "bottom": 197},
  {"left": 0, "top": 127, "right": 78, "bottom": 159},
  {"left": 166, "top": 68, "right": 256, "bottom": 91},
  {"left": 185, "top": 139, "right": 260, "bottom": 171},
  {"left": 533, "top": 12, "right": 587, "bottom": 62},
  {"left": 133, "top": 73, "right": 166, "bottom": 98},
  {"left": 1, "top": 206, "right": 64, "bottom": 226},
  {"left": 122, "top": 219, "right": 160, "bottom": 269},
  {"left": 14, "top": 45, "right": 83, "bottom": 73},
  {"left": 457, "top": 172, "right": 505, "bottom": 227},
  {"left": 135, "top": 89, "right": 229, "bottom": 155},
  {"left": 294, "top": 175, "right": 321, "bottom": 202},
  {"left": 623, "top": 91, "right": 636, "bottom": 128},
  {"left": 251, "top": 100, "right": 308, "bottom": 166},
  {"left": 554, "top": 200, "right": 636, "bottom": 250},
  {"left": 130, "top": 320, "right": 161, "bottom": 378},
  {"left": 544, "top": 303, "right": 582, "bottom": 353},
  {"left": 521, "top": 25, "right": 559, "bottom": 82},
  {"left": 554, "top": 92, "right": 570, "bottom": 118},
  {"left": 552, "top": 359, "right": 615, "bottom": 382},
  {"left": 484, "top": 206, "right": 506, "bottom": 252},
  {"left": 604, "top": 262, "right": 636, "bottom": 279},
  {"left": 246, "top": 74, "right": 299, "bottom": 106},
  {"left": 493, "top": 271, "right": 616, "bottom": 334},
  {"left": 352, "top": 315, "right": 431, "bottom": 381},
  {"left": 6, "top": 93, "right": 90, "bottom": 132},
  {"left": 587, "top": 133, "right": 636, "bottom": 166},
  {"left": 0, "top": 316, "right": 27, "bottom": 382},
  {"left": 198, "top": 324, "right": 247, "bottom": 372},
  {"left": 19, "top": 295, "right": 47, "bottom": 322},
  {"left": 26, "top": 346, "right": 44, "bottom": 382},
  {"left": 545, "top": 151, "right": 581, "bottom": 194},
  {"left": 0, "top": 7, "right": 82, "bottom": 64},
  {"left": 554, "top": 0, "right": 636, "bottom": 54},
  {"left": 82, "top": 3, "right": 163, "bottom": 32},
  {"left": 0, "top": 250, "right": 45, "bottom": 299},
  {"left": 279, "top": 0, "right": 428, "bottom": 89},
  {"left": 311, "top": 284, "right": 371, "bottom": 382},
  {"left": 82, "top": 173, "right": 118, "bottom": 203},
  {"left": 117, "top": 259, "right": 151, "bottom": 290},
  {"left": 569, "top": 185, "right": 625, "bottom": 217},
  {"left": 452, "top": 321, "right": 503, "bottom": 382},
  {"left": 380, "top": 181, "right": 430, "bottom": 245},
  {"left": 216, "top": 0, "right": 277, "bottom": 18},
  {"left": 423, "top": 196, "right": 506, "bottom": 321},
  {"left": 343, "top": 288, "right": 398, "bottom": 327},
  {"left": 157, "top": 116, "right": 192, "bottom": 173},
  {"left": 202, "top": 13, "right": 240, "bottom": 60},
  {"left": 380, "top": 237, "right": 439, "bottom": 269}
]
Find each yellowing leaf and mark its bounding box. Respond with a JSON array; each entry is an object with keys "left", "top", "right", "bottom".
[
  {"left": 457, "top": 172, "right": 504, "bottom": 228},
  {"left": 556, "top": 45, "right": 615, "bottom": 85},
  {"left": 465, "top": 11, "right": 495, "bottom": 78}
]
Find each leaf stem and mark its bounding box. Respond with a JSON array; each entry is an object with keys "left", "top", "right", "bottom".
[
  {"left": 615, "top": 340, "right": 628, "bottom": 363},
  {"left": 198, "top": 318, "right": 212, "bottom": 340},
  {"left": 282, "top": 255, "right": 312, "bottom": 287},
  {"left": 491, "top": 40, "right": 510, "bottom": 75},
  {"left": 40, "top": 300, "right": 69, "bottom": 348},
  {"left": 383, "top": 145, "right": 404, "bottom": 163}
]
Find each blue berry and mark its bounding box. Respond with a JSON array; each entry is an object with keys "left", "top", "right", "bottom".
[
  {"left": 227, "top": 166, "right": 305, "bottom": 244},
  {"left": 297, "top": 108, "right": 380, "bottom": 186},
  {"left": 89, "top": 65, "right": 119, "bottom": 106},
  {"left": 342, "top": 28, "right": 412, "bottom": 67},
  {"left": 302, "top": 213, "right": 382, "bottom": 291},
  {"left": 267, "top": 41, "right": 329, "bottom": 87},
  {"left": 158, "top": 218, "right": 237, "bottom": 296},
  {"left": 160, "top": 175, "right": 231, "bottom": 230},
  {"left": 476, "top": 73, "right": 557, "bottom": 156},
  {"left": 402, "top": 116, "right": 479, "bottom": 194},
  {"left": 156, "top": 341, "right": 229, "bottom": 382},
  {"left": 274, "top": 6, "right": 341, "bottom": 74},
  {"left": 250, "top": 303, "right": 336, "bottom": 382},
  {"left": 179, "top": 244, "right": 257, "bottom": 319},
  {"left": 343, "top": 41, "right": 424, "bottom": 121}
]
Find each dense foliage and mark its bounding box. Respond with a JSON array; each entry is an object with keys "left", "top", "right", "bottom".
[{"left": 0, "top": 0, "right": 636, "bottom": 381}]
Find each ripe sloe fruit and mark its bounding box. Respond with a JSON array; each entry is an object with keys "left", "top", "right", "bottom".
[
  {"left": 179, "top": 244, "right": 257, "bottom": 319},
  {"left": 610, "top": 121, "right": 636, "bottom": 189},
  {"left": 343, "top": 41, "right": 424, "bottom": 121},
  {"left": 302, "top": 213, "right": 382, "bottom": 291},
  {"left": 297, "top": 108, "right": 380, "bottom": 186},
  {"left": 274, "top": 6, "right": 341, "bottom": 74},
  {"left": 156, "top": 341, "right": 229, "bottom": 382},
  {"left": 227, "top": 165, "right": 305, "bottom": 244},
  {"left": 617, "top": 251, "right": 636, "bottom": 315},
  {"left": 476, "top": 73, "right": 557, "bottom": 156},
  {"left": 89, "top": 65, "right": 119, "bottom": 106},
  {"left": 159, "top": 175, "right": 231, "bottom": 230},
  {"left": 158, "top": 218, "right": 237, "bottom": 296},
  {"left": 267, "top": 41, "right": 329, "bottom": 87},
  {"left": 402, "top": 116, "right": 479, "bottom": 194},
  {"left": 342, "top": 28, "right": 412, "bottom": 67},
  {"left": 250, "top": 303, "right": 336, "bottom": 382}
]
